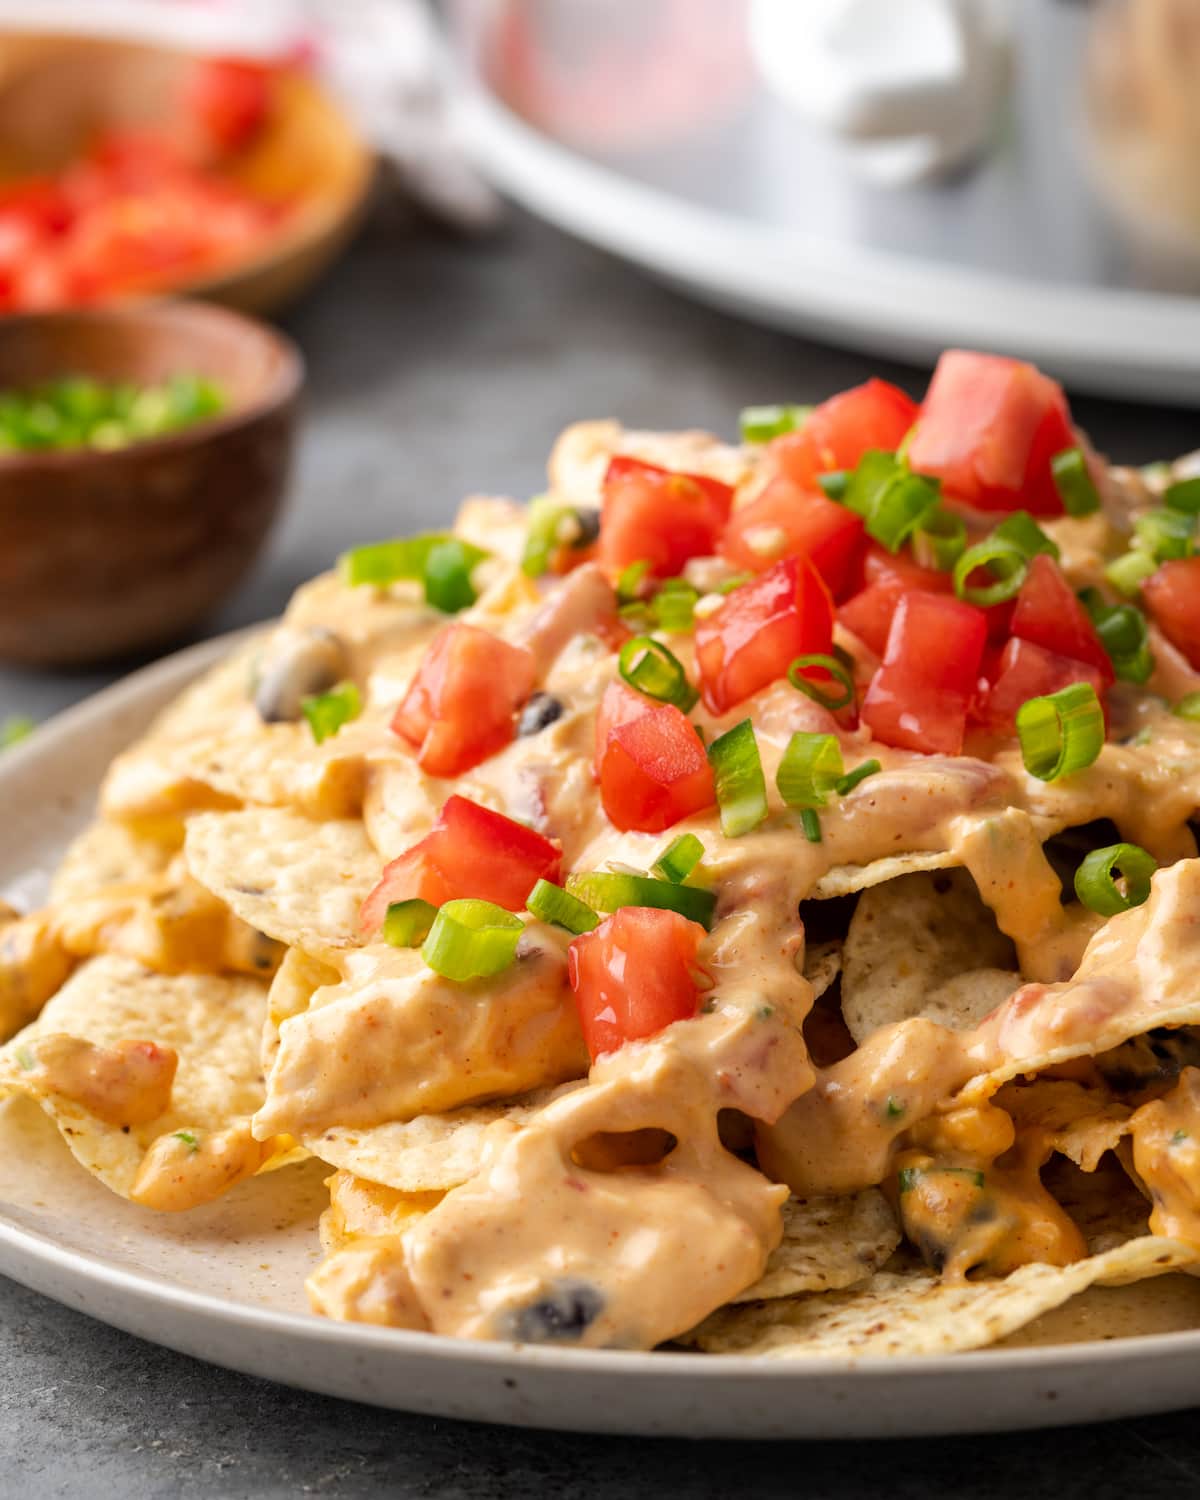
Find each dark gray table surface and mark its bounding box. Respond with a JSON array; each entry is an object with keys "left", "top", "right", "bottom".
[{"left": 2, "top": 208, "right": 1200, "bottom": 1498}]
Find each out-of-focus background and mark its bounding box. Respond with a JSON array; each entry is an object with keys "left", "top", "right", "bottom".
[{"left": 2, "top": 3, "right": 1200, "bottom": 1492}]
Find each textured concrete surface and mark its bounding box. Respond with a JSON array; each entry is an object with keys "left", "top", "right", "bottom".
[{"left": 2, "top": 206, "right": 1200, "bottom": 1495}]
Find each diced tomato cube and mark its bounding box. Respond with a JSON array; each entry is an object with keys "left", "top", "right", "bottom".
[
  {"left": 769, "top": 379, "right": 918, "bottom": 489},
  {"left": 975, "top": 637, "right": 1107, "bottom": 734},
  {"left": 720, "top": 475, "right": 865, "bottom": 598},
  {"left": 861, "top": 591, "right": 988, "bottom": 755},
  {"left": 392, "top": 624, "right": 536, "bottom": 778},
  {"left": 358, "top": 794, "right": 562, "bottom": 934},
  {"left": 907, "top": 350, "right": 1076, "bottom": 515},
  {"left": 597, "top": 456, "right": 732, "bottom": 577},
  {"left": 837, "top": 543, "right": 952, "bottom": 655},
  {"left": 695, "top": 555, "right": 834, "bottom": 715},
  {"left": 1144, "top": 557, "right": 1200, "bottom": 670},
  {"left": 567, "top": 907, "right": 707, "bottom": 1059},
  {"left": 187, "top": 58, "right": 273, "bottom": 155},
  {"left": 1010, "top": 554, "right": 1114, "bottom": 686},
  {"left": 594, "top": 682, "right": 715, "bottom": 833}
]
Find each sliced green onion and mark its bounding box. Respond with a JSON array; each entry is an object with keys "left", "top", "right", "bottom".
[
  {"left": 836, "top": 758, "right": 882, "bottom": 795},
  {"left": 993, "top": 510, "right": 1060, "bottom": 562},
  {"left": 1051, "top": 447, "right": 1101, "bottom": 516},
  {"left": 787, "top": 653, "right": 855, "bottom": 712},
  {"left": 618, "top": 636, "right": 698, "bottom": 712},
  {"left": 383, "top": 898, "right": 438, "bottom": 948},
  {"left": 1105, "top": 549, "right": 1158, "bottom": 598},
  {"left": 172, "top": 1129, "right": 200, "bottom": 1153},
  {"left": 421, "top": 899, "right": 524, "bottom": 981},
  {"left": 565, "top": 871, "right": 716, "bottom": 929},
  {"left": 800, "top": 808, "right": 822, "bottom": 843},
  {"left": 898, "top": 1165, "right": 985, "bottom": 1194},
  {"left": 0, "top": 714, "right": 34, "bottom": 748},
  {"left": 1073, "top": 842, "right": 1157, "bottom": 916},
  {"left": 340, "top": 532, "right": 479, "bottom": 588},
  {"left": 1135, "top": 508, "right": 1194, "bottom": 563},
  {"left": 953, "top": 536, "right": 1028, "bottom": 607},
  {"left": 911, "top": 506, "right": 967, "bottom": 571},
  {"left": 1016, "top": 682, "right": 1105, "bottom": 781},
  {"left": 817, "top": 470, "right": 849, "bottom": 501},
  {"left": 1085, "top": 599, "right": 1154, "bottom": 685},
  {"left": 301, "top": 681, "right": 361, "bottom": 745},
  {"left": 526, "top": 878, "right": 599, "bottom": 935},
  {"left": 707, "top": 719, "right": 768, "bottom": 837},
  {"left": 652, "top": 833, "right": 705, "bottom": 884},
  {"left": 424, "top": 538, "right": 479, "bottom": 612},
  {"left": 651, "top": 578, "right": 699, "bottom": 633},
  {"left": 716, "top": 572, "right": 753, "bottom": 595},
  {"left": 1164, "top": 477, "right": 1200, "bottom": 514},
  {"left": 776, "top": 731, "right": 844, "bottom": 809},
  {"left": 1173, "top": 692, "right": 1200, "bottom": 721},
  {"left": 616, "top": 559, "right": 651, "bottom": 603},
  {"left": 522, "top": 496, "right": 575, "bottom": 577},
  {"left": 844, "top": 451, "right": 940, "bottom": 552},
  {"left": 739, "top": 404, "right": 811, "bottom": 443}
]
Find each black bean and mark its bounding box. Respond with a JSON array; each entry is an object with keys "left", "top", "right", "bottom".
[
  {"left": 517, "top": 692, "right": 564, "bottom": 736},
  {"left": 507, "top": 1280, "right": 605, "bottom": 1344},
  {"left": 570, "top": 507, "right": 601, "bottom": 548}
]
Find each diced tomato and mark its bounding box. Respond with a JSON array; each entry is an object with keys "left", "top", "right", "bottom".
[
  {"left": 861, "top": 591, "right": 988, "bottom": 755},
  {"left": 567, "top": 907, "right": 707, "bottom": 1059},
  {"left": 598, "top": 456, "right": 733, "bottom": 577},
  {"left": 392, "top": 623, "right": 536, "bottom": 778},
  {"left": 694, "top": 555, "right": 834, "bottom": 714},
  {"left": 1010, "top": 554, "right": 1114, "bottom": 686},
  {"left": 837, "top": 543, "right": 953, "bottom": 655},
  {"left": 907, "top": 350, "right": 1076, "bottom": 515},
  {"left": 769, "top": 379, "right": 918, "bottom": 489},
  {"left": 358, "top": 794, "right": 561, "bottom": 934},
  {"left": 187, "top": 58, "right": 273, "bottom": 155},
  {"left": 720, "top": 476, "right": 865, "bottom": 598},
  {"left": 1144, "top": 557, "right": 1200, "bottom": 670},
  {"left": 975, "top": 637, "right": 1107, "bottom": 734},
  {"left": 594, "top": 683, "right": 715, "bottom": 833}
]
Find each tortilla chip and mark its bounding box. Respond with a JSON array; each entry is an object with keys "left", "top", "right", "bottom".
[
  {"left": 812, "top": 851, "right": 960, "bottom": 901},
  {"left": 318, "top": 1168, "right": 443, "bottom": 1253},
  {"left": 0, "top": 911, "right": 73, "bottom": 1042},
  {"left": 306, "top": 1085, "right": 582, "bottom": 1192},
  {"left": 999, "top": 1078, "right": 1133, "bottom": 1174},
  {"left": 0, "top": 955, "right": 278, "bottom": 1204},
  {"left": 185, "top": 809, "right": 381, "bottom": 962},
  {"left": 802, "top": 940, "right": 842, "bottom": 1002},
  {"left": 50, "top": 818, "right": 177, "bottom": 906},
  {"left": 683, "top": 1236, "right": 1197, "bottom": 1357},
  {"left": 732, "top": 1190, "right": 900, "bottom": 1302},
  {"left": 263, "top": 946, "right": 340, "bottom": 1068},
  {"left": 841, "top": 869, "right": 1019, "bottom": 1044}
]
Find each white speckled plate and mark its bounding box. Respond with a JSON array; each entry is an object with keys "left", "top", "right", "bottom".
[{"left": 3, "top": 633, "right": 1200, "bottom": 1437}]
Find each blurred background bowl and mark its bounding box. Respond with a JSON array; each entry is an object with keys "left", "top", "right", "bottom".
[
  {"left": 0, "top": 300, "right": 302, "bottom": 667},
  {"left": 0, "top": 31, "right": 374, "bottom": 316}
]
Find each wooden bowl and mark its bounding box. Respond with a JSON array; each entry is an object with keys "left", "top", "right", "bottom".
[
  {"left": 0, "top": 301, "right": 302, "bottom": 667},
  {"left": 0, "top": 33, "right": 374, "bottom": 316}
]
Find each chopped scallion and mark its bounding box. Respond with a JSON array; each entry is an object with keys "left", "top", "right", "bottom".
[
  {"left": 776, "top": 731, "right": 844, "bottom": 809},
  {"left": 835, "top": 758, "right": 882, "bottom": 795},
  {"left": 565, "top": 870, "right": 716, "bottom": 928},
  {"left": 739, "top": 404, "right": 811, "bottom": 443},
  {"left": 911, "top": 506, "right": 967, "bottom": 571},
  {"left": 526, "top": 878, "right": 599, "bottom": 934},
  {"left": 1105, "top": 549, "right": 1158, "bottom": 598},
  {"left": 618, "top": 636, "right": 698, "bottom": 712},
  {"left": 424, "top": 538, "right": 479, "bottom": 613},
  {"left": 844, "top": 451, "right": 939, "bottom": 552},
  {"left": 1051, "top": 447, "right": 1101, "bottom": 516},
  {"left": 1016, "top": 681, "right": 1105, "bottom": 781},
  {"left": 383, "top": 898, "right": 438, "bottom": 948},
  {"left": 616, "top": 559, "right": 651, "bottom": 604},
  {"left": 1135, "top": 508, "right": 1194, "bottom": 563},
  {"left": 992, "top": 510, "right": 1060, "bottom": 562},
  {"left": 651, "top": 577, "right": 699, "bottom": 633},
  {"left": 817, "top": 470, "right": 849, "bottom": 501},
  {"left": 652, "top": 833, "right": 705, "bottom": 884},
  {"left": 953, "top": 535, "right": 1028, "bottom": 607},
  {"left": 301, "top": 681, "right": 361, "bottom": 744},
  {"left": 521, "top": 496, "right": 576, "bottom": 577},
  {"left": 0, "top": 714, "right": 34, "bottom": 749},
  {"left": 1073, "top": 842, "right": 1156, "bottom": 916},
  {"left": 786, "top": 653, "right": 855, "bottom": 712},
  {"left": 421, "top": 899, "right": 524, "bottom": 981},
  {"left": 707, "top": 719, "right": 768, "bottom": 837},
  {"left": 800, "top": 808, "right": 822, "bottom": 843},
  {"left": 1164, "top": 477, "right": 1200, "bottom": 514},
  {"left": 1083, "top": 597, "right": 1154, "bottom": 685},
  {"left": 1173, "top": 692, "right": 1200, "bottom": 721}
]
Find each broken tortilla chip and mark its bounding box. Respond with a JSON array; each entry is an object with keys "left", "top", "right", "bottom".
[
  {"left": 319, "top": 1168, "right": 444, "bottom": 1253},
  {"left": 732, "top": 1189, "right": 900, "bottom": 1302}
]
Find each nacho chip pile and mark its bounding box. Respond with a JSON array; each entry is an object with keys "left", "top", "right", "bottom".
[{"left": 7, "top": 360, "right": 1200, "bottom": 1358}]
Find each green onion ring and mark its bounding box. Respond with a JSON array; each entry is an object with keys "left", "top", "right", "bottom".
[
  {"left": 1016, "top": 682, "right": 1105, "bottom": 782},
  {"left": 953, "top": 536, "right": 1028, "bottom": 607},
  {"left": 911, "top": 506, "right": 967, "bottom": 571},
  {"left": 382, "top": 898, "right": 438, "bottom": 948},
  {"left": 421, "top": 899, "right": 525, "bottom": 981},
  {"left": 301, "top": 681, "right": 361, "bottom": 745},
  {"left": 1051, "top": 447, "right": 1102, "bottom": 517},
  {"left": 565, "top": 871, "right": 716, "bottom": 929},
  {"left": 617, "top": 636, "right": 699, "bottom": 712},
  {"left": 835, "top": 758, "right": 881, "bottom": 795},
  {"left": 776, "top": 731, "right": 844, "bottom": 810},
  {"left": 1173, "top": 692, "right": 1200, "bottom": 722},
  {"left": 1074, "top": 843, "right": 1157, "bottom": 916},
  {"left": 707, "top": 719, "right": 769, "bottom": 837},
  {"left": 787, "top": 654, "right": 855, "bottom": 712},
  {"left": 652, "top": 833, "right": 705, "bottom": 884},
  {"left": 526, "top": 879, "right": 599, "bottom": 935}
]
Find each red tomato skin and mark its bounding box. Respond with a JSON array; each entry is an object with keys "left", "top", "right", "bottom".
[
  {"left": 907, "top": 350, "right": 1074, "bottom": 515},
  {"left": 838, "top": 543, "right": 953, "bottom": 655},
  {"left": 975, "top": 637, "right": 1107, "bottom": 733},
  {"left": 1144, "top": 557, "right": 1200, "bottom": 670},
  {"left": 595, "top": 691, "right": 715, "bottom": 833},
  {"left": 861, "top": 591, "right": 988, "bottom": 755},
  {"left": 598, "top": 456, "right": 732, "bottom": 578},
  {"left": 769, "top": 379, "right": 918, "bottom": 489},
  {"left": 695, "top": 555, "right": 835, "bottom": 715},
  {"left": 719, "top": 475, "right": 865, "bottom": 598},
  {"left": 567, "top": 907, "right": 707, "bottom": 1059},
  {"left": 187, "top": 58, "right": 273, "bottom": 155},
  {"left": 358, "top": 794, "right": 562, "bottom": 934},
  {"left": 1010, "top": 554, "right": 1114, "bottom": 686},
  {"left": 391, "top": 624, "right": 536, "bottom": 778}
]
